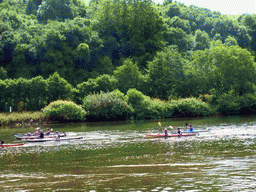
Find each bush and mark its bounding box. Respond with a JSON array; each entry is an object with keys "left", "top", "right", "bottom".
[
  {"left": 126, "top": 88, "right": 166, "bottom": 119},
  {"left": 83, "top": 91, "right": 134, "bottom": 121},
  {"left": 171, "top": 98, "right": 212, "bottom": 117},
  {"left": 217, "top": 93, "right": 241, "bottom": 115},
  {"left": 76, "top": 74, "right": 117, "bottom": 102},
  {"left": 217, "top": 92, "right": 256, "bottom": 115},
  {"left": 42, "top": 100, "right": 86, "bottom": 121},
  {"left": 239, "top": 93, "right": 256, "bottom": 115}
]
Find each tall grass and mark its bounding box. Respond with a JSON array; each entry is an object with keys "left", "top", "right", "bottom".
[{"left": 0, "top": 111, "right": 47, "bottom": 127}]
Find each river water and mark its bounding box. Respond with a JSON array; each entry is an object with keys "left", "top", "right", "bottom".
[{"left": 0, "top": 116, "right": 256, "bottom": 191}]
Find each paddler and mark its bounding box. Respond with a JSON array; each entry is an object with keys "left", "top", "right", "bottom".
[
  {"left": 39, "top": 130, "right": 44, "bottom": 139},
  {"left": 35, "top": 127, "right": 40, "bottom": 135},
  {"left": 189, "top": 124, "right": 193, "bottom": 132},
  {"left": 45, "top": 128, "right": 51, "bottom": 135},
  {"left": 55, "top": 131, "right": 60, "bottom": 139},
  {"left": 164, "top": 128, "right": 168, "bottom": 136},
  {"left": 177, "top": 128, "right": 181, "bottom": 134},
  {"left": 0, "top": 140, "right": 4, "bottom": 145}
]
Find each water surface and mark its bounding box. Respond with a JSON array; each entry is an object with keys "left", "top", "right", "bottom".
[{"left": 0, "top": 116, "right": 256, "bottom": 191}]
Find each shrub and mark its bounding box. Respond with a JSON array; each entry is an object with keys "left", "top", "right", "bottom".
[
  {"left": 42, "top": 100, "right": 86, "bottom": 121},
  {"left": 126, "top": 88, "right": 165, "bottom": 119},
  {"left": 239, "top": 93, "right": 256, "bottom": 115},
  {"left": 83, "top": 91, "right": 134, "bottom": 121},
  {"left": 217, "top": 92, "right": 256, "bottom": 115},
  {"left": 76, "top": 74, "right": 117, "bottom": 102},
  {"left": 171, "top": 98, "right": 212, "bottom": 117},
  {"left": 217, "top": 93, "right": 241, "bottom": 115},
  {"left": 163, "top": 103, "right": 177, "bottom": 118}
]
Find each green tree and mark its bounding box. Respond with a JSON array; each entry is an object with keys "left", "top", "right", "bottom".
[
  {"left": 0, "top": 67, "right": 7, "bottom": 80},
  {"left": 147, "top": 46, "right": 185, "bottom": 99},
  {"left": 46, "top": 72, "right": 73, "bottom": 103},
  {"left": 26, "top": 0, "right": 42, "bottom": 15},
  {"left": 194, "top": 29, "right": 210, "bottom": 50},
  {"left": 37, "top": 0, "right": 86, "bottom": 22},
  {"left": 4, "top": 78, "right": 29, "bottom": 111},
  {"left": 27, "top": 76, "right": 48, "bottom": 110},
  {"left": 114, "top": 58, "right": 144, "bottom": 93},
  {"left": 224, "top": 35, "right": 238, "bottom": 46},
  {"left": 165, "top": 2, "right": 181, "bottom": 18},
  {"left": 210, "top": 45, "right": 256, "bottom": 96},
  {"left": 164, "top": 16, "right": 191, "bottom": 34},
  {"left": 163, "top": 26, "right": 193, "bottom": 52},
  {"left": 0, "top": 80, "right": 7, "bottom": 111}
]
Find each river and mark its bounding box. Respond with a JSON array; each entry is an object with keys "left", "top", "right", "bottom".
[{"left": 0, "top": 116, "right": 256, "bottom": 191}]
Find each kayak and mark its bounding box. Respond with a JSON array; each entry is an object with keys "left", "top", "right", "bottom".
[
  {"left": 0, "top": 143, "right": 24, "bottom": 147},
  {"left": 182, "top": 129, "right": 210, "bottom": 133},
  {"left": 26, "top": 137, "right": 83, "bottom": 143},
  {"left": 15, "top": 132, "right": 66, "bottom": 140},
  {"left": 145, "top": 133, "right": 197, "bottom": 138}
]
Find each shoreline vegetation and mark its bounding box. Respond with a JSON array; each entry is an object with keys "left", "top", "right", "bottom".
[{"left": 1, "top": 90, "right": 217, "bottom": 128}]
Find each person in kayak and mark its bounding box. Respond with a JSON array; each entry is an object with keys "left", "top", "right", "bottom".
[
  {"left": 39, "top": 130, "right": 44, "bottom": 139},
  {"left": 177, "top": 128, "right": 181, "bottom": 134},
  {"left": 34, "top": 127, "right": 39, "bottom": 135},
  {"left": 55, "top": 131, "right": 60, "bottom": 139},
  {"left": 45, "top": 128, "right": 51, "bottom": 135},
  {"left": 164, "top": 128, "right": 168, "bottom": 135},
  {"left": 189, "top": 124, "right": 193, "bottom": 132},
  {"left": 0, "top": 140, "right": 4, "bottom": 145}
]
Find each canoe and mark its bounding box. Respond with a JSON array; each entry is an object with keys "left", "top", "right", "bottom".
[
  {"left": 0, "top": 143, "right": 24, "bottom": 148},
  {"left": 182, "top": 129, "right": 210, "bottom": 133},
  {"left": 26, "top": 137, "right": 83, "bottom": 143},
  {"left": 145, "top": 133, "right": 197, "bottom": 138},
  {"left": 15, "top": 132, "right": 66, "bottom": 140}
]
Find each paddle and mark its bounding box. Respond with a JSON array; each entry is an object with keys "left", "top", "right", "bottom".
[
  {"left": 158, "top": 122, "right": 162, "bottom": 133},
  {"left": 158, "top": 122, "right": 173, "bottom": 134}
]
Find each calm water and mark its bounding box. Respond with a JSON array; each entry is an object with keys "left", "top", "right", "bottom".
[{"left": 0, "top": 116, "right": 256, "bottom": 191}]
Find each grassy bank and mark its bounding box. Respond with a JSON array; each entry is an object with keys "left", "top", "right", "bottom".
[{"left": 0, "top": 111, "right": 48, "bottom": 127}]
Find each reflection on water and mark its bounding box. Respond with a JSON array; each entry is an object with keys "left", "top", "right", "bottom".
[{"left": 0, "top": 116, "right": 256, "bottom": 191}]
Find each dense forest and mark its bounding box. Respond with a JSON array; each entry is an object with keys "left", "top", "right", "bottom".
[{"left": 0, "top": 0, "right": 256, "bottom": 117}]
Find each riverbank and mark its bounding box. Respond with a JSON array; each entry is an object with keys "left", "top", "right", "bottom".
[{"left": 0, "top": 111, "right": 49, "bottom": 128}]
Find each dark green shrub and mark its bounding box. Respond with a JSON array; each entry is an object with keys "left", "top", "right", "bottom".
[
  {"left": 76, "top": 74, "right": 117, "bottom": 102},
  {"left": 126, "top": 88, "right": 165, "bottom": 119},
  {"left": 83, "top": 91, "right": 134, "bottom": 121},
  {"left": 46, "top": 72, "right": 73, "bottom": 103},
  {"left": 217, "top": 93, "right": 241, "bottom": 115},
  {"left": 42, "top": 100, "right": 86, "bottom": 121},
  {"left": 172, "top": 98, "right": 212, "bottom": 117},
  {"left": 239, "top": 93, "right": 256, "bottom": 115},
  {"left": 163, "top": 103, "right": 177, "bottom": 118}
]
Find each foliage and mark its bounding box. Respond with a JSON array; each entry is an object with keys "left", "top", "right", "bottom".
[
  {"left": 0, "top": 67, "right": 7, "bottom": 80},
  {"left": 171, "top": 98, "right": 212, "bottom": 117},
  {"left": 147, "top": 46, "right": 186, "bottom": 99},
  {"left": 42, "top": 99, "right": 86, "bottom": 121},
  {"left": 83, "top": 91, "right": 134, "bottom": 121},
  {"left": 0, "top": 111, "right": 46, "bottom": 127},
  {"left": 37, "top": 0, "right": 86, "bottom": 22},
  {"left": 46, "top": 72, "right": 74, "bottom": 102},
  {"left": 210, "top": 45, "right": 256, "bottom": 96},
  {"left": 76, "top": 74, "right": 117, "bottom": 102},
  {"left": 217, "top": 88, "right": 256, "bottom": 115},
  {"left": 194, "top": 29, "right": 211, "bottom": 50},
  {"left": 162, "top": 26, "right": 193, "bottom": 52},
  {"left": 126, "top": 88, "right": 163, "bottom": 119},
  {"left": 1, "top": 0, "right": 256, "bottom": 117},
  {"left": 114, "top": 58, "right": 144, "bottom": 93},
  {"left": 224, "top": 35, "right": 238, "bottom": 46}
]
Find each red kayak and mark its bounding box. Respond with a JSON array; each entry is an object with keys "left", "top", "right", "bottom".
[
  {"left": 0, "top": 143, "right": 24, "bottom": 147},
  {"left": 145, "top": 132, "right": 197, "bottom": 138}
]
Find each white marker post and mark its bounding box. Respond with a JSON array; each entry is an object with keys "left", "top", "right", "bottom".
[{"left": 10, "top": 107, "right": 12, "bottom": 113}]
